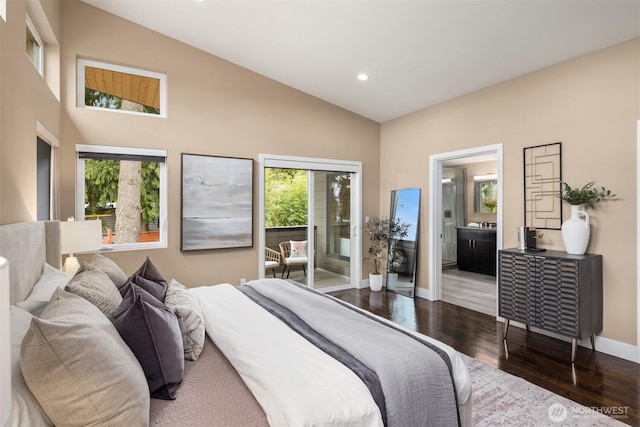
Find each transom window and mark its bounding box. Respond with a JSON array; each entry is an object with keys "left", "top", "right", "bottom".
[{"left": 77, "top": 59, "right": 167, "bottom": 117}]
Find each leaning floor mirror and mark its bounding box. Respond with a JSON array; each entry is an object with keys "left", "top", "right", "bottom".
[{"left": 387, "top": 188, "right": 420, "bottom": 298}]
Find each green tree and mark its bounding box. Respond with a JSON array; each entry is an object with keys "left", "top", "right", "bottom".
[
  {"left": 85, "top": 89, "right": 122, "bottom": 110},
  {"left": 84, "top": 88, "right": 159, "bottom": 114},
  {"left": 85, "top": 159, "right": 119, "bottom": 215},
  {"left": 84, "top": 159, "right": 160, "bottom": 231},
  {"left": 265, "top": 168, "right": 308, "bottom": 227}
]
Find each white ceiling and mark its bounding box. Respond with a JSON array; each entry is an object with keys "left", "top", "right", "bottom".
[{"left": 81, "top": 0, "right": 639, "bottom": 123}]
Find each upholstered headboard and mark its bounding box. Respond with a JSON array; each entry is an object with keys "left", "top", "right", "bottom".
[{"left": 0, "top": 221, "right": 61, "bottom": 304}]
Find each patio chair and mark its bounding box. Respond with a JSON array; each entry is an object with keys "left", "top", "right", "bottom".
[
  {"left": 279, "top": 241, "right": 307, "bottom": 279},
  {"left": 265, "top": 247, "right": 281, "bottom": 278}
]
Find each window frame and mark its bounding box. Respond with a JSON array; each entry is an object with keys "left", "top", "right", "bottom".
[
  {"left": 76, "top": 58, "right": 168, "bottom": 118},
  {"left": 75, "top": 144, "right": 168, "bottom": 252},
  {"left": 26, "top": 14, "right": 44, "bottom": 75}
]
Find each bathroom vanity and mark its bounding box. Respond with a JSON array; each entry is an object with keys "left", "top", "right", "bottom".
[{"left": 456, "top": 226, "right": 497, "bottom": 276}]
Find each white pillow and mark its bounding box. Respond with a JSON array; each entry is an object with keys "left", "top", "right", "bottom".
[
  {"left": 20, "top": 289, "right": 150, "bottom": 426},
  {"left": 290, "top": 240, "right": 308, "bottom": 257},
  {"left": 9, "top": 305, "right": 52, "bottom": 427},
  {"left": 165, "top": 279, "right": 205, "bottom": 361},
  {"left": 16, "top": 264, "right": 71, "bottom": 316}
]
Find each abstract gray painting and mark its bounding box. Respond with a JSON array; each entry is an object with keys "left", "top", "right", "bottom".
[{"left": 181, "top": 154, "right": 253, "bottom": 250}]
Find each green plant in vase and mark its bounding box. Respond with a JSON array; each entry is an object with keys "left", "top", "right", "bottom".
[{"left": 558, "top": 181, "right": 616, "bottom": 255}]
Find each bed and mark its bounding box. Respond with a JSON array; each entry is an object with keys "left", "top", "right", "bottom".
[{"left": 3, "top": 220, "right": 471, "bottom": 427}]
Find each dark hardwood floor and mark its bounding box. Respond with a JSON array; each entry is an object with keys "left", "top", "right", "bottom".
[{"left": 329, "top": 288, "right": 639, "bottom": 426}]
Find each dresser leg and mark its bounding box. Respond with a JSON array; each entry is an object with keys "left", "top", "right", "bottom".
[
  {"left": 590, "top": 335, "right": 596, "bottom": 351},
  {"left": 503, "top": 319, "right": 510, "bottom": 339},
  {"left": 571, "top": 338, "right": 577, "bottom": 363}
]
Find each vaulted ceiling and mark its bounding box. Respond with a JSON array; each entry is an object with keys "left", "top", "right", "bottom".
[{"left": 82, "top": 0, "right": 640, "bottom": 123}]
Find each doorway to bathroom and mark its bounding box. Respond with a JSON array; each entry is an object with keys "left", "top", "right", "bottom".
[{"left": 428, "top": 144, "right": 503, "bottom": 317}]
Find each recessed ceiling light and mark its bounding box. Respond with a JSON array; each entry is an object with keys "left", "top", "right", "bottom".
[{"left": 357, "top": 73, "right": 369, "bottom": 81}]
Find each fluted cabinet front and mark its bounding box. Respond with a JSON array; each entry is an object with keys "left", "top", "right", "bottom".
[{"left": 498, "top": 249, "right": 602, "bottom": 342}]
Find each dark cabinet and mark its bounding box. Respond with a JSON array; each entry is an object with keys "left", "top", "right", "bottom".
[
  {"left": 498, "top": 248, "right": 603, "bottom": 362},
  {"left": 456, "top": 228, "right": 496, "bottom": 276}
]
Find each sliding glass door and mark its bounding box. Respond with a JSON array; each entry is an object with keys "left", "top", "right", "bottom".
[{"left": 260, "top": 155, "right": 361, "bottom": 291}]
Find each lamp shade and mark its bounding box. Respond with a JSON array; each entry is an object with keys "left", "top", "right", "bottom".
[
  {"left": 60, "top": 220, "right": 103, "bottom": 255},
  {"left": 0, "top": 257, "right": 11, "bottom": 426}
]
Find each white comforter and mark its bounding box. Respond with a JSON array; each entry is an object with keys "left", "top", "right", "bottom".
[{"left": 190, "top": 283, "right": 383, "bottom": 427}]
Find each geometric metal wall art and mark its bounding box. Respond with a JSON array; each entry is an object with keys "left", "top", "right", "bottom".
[{"left": 523, "top": 142, "right": 562, "bottom": 230}]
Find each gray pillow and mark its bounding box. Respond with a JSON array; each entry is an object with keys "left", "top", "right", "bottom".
[
  {"left": 65, "top": 263, "right": 122, "bottom": 318},
  {"left": 20, "top": 288, "right": 149, "bottom": 426},
  {"left": 112, "top": 281, "right": 184, "bottom": 400},
  {"left": 165, "top": 279, "right": 205, "bottom": 361},
  {"left": 87, "top": 253, "right": 127, "bottom": 288}
]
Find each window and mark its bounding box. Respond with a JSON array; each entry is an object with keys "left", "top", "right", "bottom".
[
  {"left": 474, "top": 179, "right": 498, "bottom": 213},
  {"left": 77, "top": 58, "right": 167, "bottom": 117},
  {"left": 76, "top": 145, "right": 167, "bottom": 251},
  {"left": 26, "top": 15, "right": 43, "bottom": 75}
]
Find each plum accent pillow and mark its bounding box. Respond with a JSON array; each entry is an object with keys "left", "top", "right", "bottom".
[
  {"left": 164, "top": 279, "right": 205, "bottom": 361},
  {"left": 87, "top": 253, "right": 127, "bottom": 288},
  {"left": 290, "top": 240, "right": 308, "bottom": 257},
  {"left": 20, "top": 289, "right": 150, "bottom": 427},
  {"left": 134, "top": 257, "right": 167, "bottom": 300},
  {"left": 64, "top": 263, "right": 122, "bottom": 318},
  {"left": 112, "top": 281, "right": 184, "bottom": 400},
  {"left": 123, "top": 274, "right": 166, "bottom": 302},
  {"left": 16, "top": 264, "right": 71, "bottom": 316}
]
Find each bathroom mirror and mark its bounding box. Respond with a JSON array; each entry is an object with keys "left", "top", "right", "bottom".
[
  {"left": 387, "top": 188, "right": 420, "bottom": 298},
  {"left": 473, "top": 178, "right": 497, "bottom": 213}
]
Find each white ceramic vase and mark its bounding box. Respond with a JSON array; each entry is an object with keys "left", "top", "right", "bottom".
[
  {"left": 369, "top": 273, "right": 384, "bottom": 291},
  {"left": 561, "top": 205, "right": 590, "bottom": 255}
]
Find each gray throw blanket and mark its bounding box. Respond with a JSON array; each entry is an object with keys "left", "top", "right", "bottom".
[{"left": 243, "top": 279, "right": 460, "bottom": 427}]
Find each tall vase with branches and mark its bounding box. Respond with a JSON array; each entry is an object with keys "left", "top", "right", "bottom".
[
  {"left": 558, "top": 181, "right": 616, "bottom": 255},
  {"left": 364, "top": 217, "right": 409, "bottom": 291},
  {"left": 364, "top": 217, "right": 389, "bottom": 276}
]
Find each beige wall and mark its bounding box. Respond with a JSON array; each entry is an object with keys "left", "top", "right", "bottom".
[
  {"left": 58, "top": 2, "right": 380, "bottom": 287},
  {"left": 0, "top": 0, "right": 61, "bottom": 224},
  {"left": 381, "top": 39, "right": 639, "bottom": 345}
]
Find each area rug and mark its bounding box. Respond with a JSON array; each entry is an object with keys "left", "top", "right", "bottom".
[{"left": 464, "top": 354, "right": 629, "bottom": 426}]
